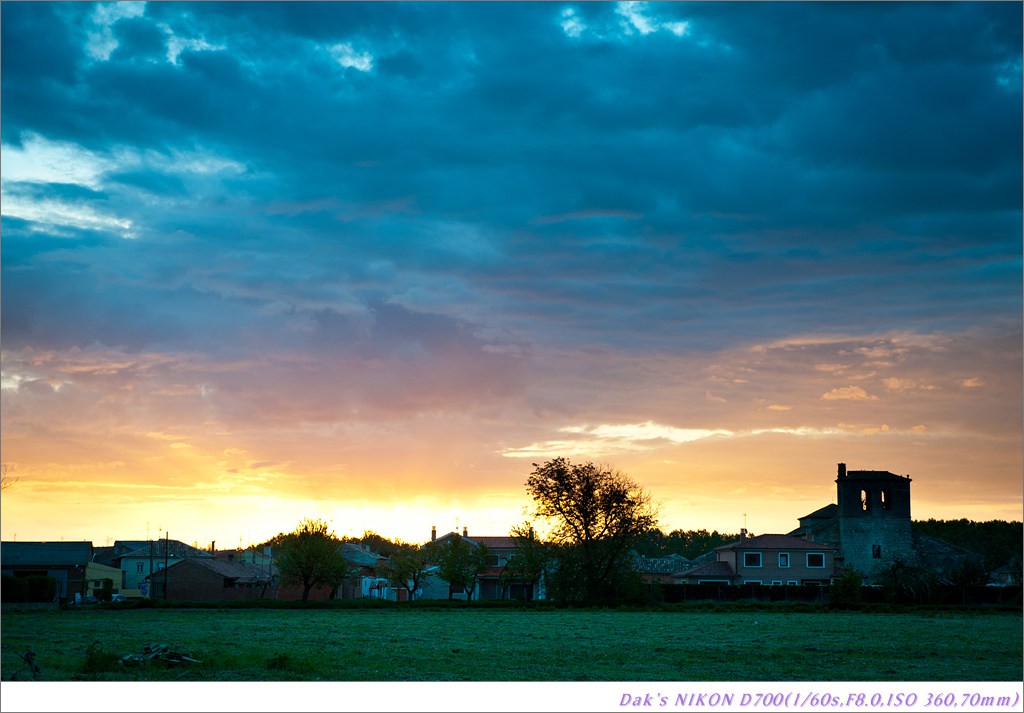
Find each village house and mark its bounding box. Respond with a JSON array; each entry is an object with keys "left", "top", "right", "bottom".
[
  {"left": 118, "top": 539, "right": 212, "bottom": 597},
  {"left": 418, "top": 527, "right": 546, "bottom": 601},
  {"left": 338, "top": 542, "right": 390, "bottom": 599},
  {"left": 1, "top": 541, "right": 93, "bottom": 602},
  {"left": 676, "top": 532, "right": 838, "bottom": 586},
  {"left": 144, "top": 542, "right": 390, "bottom": 601},
  {"left": 632, "top": 553, "right": 691, "bottom": 585},
  {"left": 145, "top": 556, "right": 276, "bottom": 601},
  {"left": 83, "top": 560, "right": 123, "bottom": 599},
  {"left": 214, "top": 545, "right": 274, "bottom": 567}
]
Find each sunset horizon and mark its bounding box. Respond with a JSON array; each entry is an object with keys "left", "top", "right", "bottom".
[{"left": 2, "top": 2, "right": 1021, "bottom": 554}]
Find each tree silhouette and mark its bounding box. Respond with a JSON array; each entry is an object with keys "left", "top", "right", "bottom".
[
  {"left": 274, "top": 518, "right": 351, "bottom": 602},
  {"left": 526, "top": 458, "right": 657, "bottom": 605}
]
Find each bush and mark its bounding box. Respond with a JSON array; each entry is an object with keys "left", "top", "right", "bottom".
[
  {"left": 25, "top": 576, "right": 58, "bottom": 603},
  {"left": 828, "top": 569, "right": 864, "bottom": 609},
  {"left": 80, "top": 641, "right": 122, "bottom": 675},
  {"left": 2, "top": 574, "right": 28, "bottom": 603}
]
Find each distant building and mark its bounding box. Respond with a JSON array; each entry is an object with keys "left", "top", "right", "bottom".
[
  {"left": 676, "top": 533, "right": 837, "bottom": 586},
  {"left": 339, "top": 542, "right": 390, "bottom": 599},
  {"left": 790, "top": 462, "right": 980, "bottom": 582},
  {"left": 84, "top": 561, "right": 123, "bottom": 598},
  {"left": 145, "top": 556, "right": 275, "bottom": 601},
  {"left": 1, "top": 541, "right": 93, "bottom": 601},
  {"left": 632, "top": 553, "right": 691, "bottom": 584},
  {"left": 119, "top": 539, "right": 212, "bottom": 596},
  {"left": 419, "top": 527, "right": 545, "bottom": 601}
]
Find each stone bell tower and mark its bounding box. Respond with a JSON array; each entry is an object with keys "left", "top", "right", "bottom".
[{"left": 835, "top": 462, "right": 914, "bottom": 577}]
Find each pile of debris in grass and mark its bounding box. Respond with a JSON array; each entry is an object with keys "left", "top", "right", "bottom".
[{"left": 121, "top": 643, "right": 201, "bottom": 666}]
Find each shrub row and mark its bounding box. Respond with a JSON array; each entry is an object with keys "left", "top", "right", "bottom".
[{"left": 2, "top": 574, "right": 58, "bottom": 603}]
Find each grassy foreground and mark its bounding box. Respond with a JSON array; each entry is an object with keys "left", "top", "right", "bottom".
[{"left": 2, "top": 606, "right": 1020, "bottom": 681}]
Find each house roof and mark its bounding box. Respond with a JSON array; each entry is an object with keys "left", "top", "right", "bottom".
[
  {"left": 341, "top": 543, "right": 382, "bottom": 567},
  {"left": 121, "top": 539, "right": 212, "bottom": 560},
  {"left": 91, "top": 545, "right": 119, "bottom": 566},
  {"left": 467, "top": 536, "right": 517, "bottom": 550},
  {"left": 1, "top": 541, "right": 93, "bottom": 567},
  {"left": 149, "top": 556, "right": 273, "bottom": 583},
  {"left": 912, "top": 532, "right": 980, "bottom": 559},
  {"left": 686, "top": 550, "right": 718, "bottom": 568},
  {"left": 429, "top": 533, "right": 518, "bottom": 550},
  {"left": 113, "top": 540, "right": 152, "bottom": 552},
  {"left": 677, "top": 561, "right": 735, "bottom": 579},
  {"left": 633, "top": 553, "right": 691, "bottom": 574},
  {"left": 200, "top": 557, "right": 274, "bottom": 582},
  {"left": 798, "top": 503, "right": 837, "bottom": 522},
  {"left": 717, "top": 534, "right": 838, "bottom": 551}
]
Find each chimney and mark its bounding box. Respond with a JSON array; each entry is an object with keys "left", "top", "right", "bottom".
[
  {"left": 740, "top": 528, "right": 747, "bottom": 540},
  {"left": 431, "top": 526, "right": 436, "bottom": 542},
  {"left": 462, "top": 526, "right": 468, "bottom": 537},
  {"left": 210, "top": 540, "right": 215, "bottom": 553},
  {"left": 838, "top": 462, "right": 847, "bottom": 479}
]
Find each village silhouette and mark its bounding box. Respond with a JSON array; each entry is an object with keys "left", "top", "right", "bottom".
[{"left": 3, "top": 460, "right": 1020, "bottom": 607}]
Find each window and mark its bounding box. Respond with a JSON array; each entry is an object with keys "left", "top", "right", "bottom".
[
  {"left": 872, "top": 544, "right": 882, "bottom": 559},
  {"left": 806, "top": 553, "right": 825, "bottom": 568},
  {"left": 743, "top": 579, "right": 762, "bottom": 585},
  {"left": 771, "top": 580, "right": 783, "bottom": 586},
  {"left": 136, "top": 562, "right": 144, "bottom": 573},
  {"left": 743, "top": 552, "right": 762, "bottom": 568},
  {"left": 881, "top": 490, "right": 892, "bottom": 511},
  {"left": 787, "top": 580, "right": 799, "bottom": 586},
  {"left": 860, "top": 489, "right": 871, "bottom": 511},
  {"left": 778, "top": 552, "right": 790, "bottom": 568}
]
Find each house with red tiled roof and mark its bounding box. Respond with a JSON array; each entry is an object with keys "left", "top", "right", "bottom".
[{"left": 675, "top": 532, "right": 838, "bottom": 586}]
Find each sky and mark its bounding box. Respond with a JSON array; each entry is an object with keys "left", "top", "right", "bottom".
[{"left": 1, "top": 1, "right": 1021, "bottom": 549}]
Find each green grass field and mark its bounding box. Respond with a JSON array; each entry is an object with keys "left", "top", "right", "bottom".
[{"left": 2, "top": 606, "right": 1020, "bottom": 681}]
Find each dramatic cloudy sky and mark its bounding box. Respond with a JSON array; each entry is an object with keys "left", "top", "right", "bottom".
[{"left": 2, "top": 2, "right": 1021, "bottom": 547}]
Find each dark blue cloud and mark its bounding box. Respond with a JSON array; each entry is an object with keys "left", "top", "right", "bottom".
[{"left": 1, "top": 1, "right": 1019, "bottom": 360}]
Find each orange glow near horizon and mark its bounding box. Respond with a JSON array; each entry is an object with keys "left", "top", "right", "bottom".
[{"left": 4, "top": 332, "right": 1021, "bottom": 548}]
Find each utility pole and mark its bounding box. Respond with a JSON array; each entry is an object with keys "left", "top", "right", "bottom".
[{"left": 164, "top": 531, "right": 169, "bottom": 600}]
